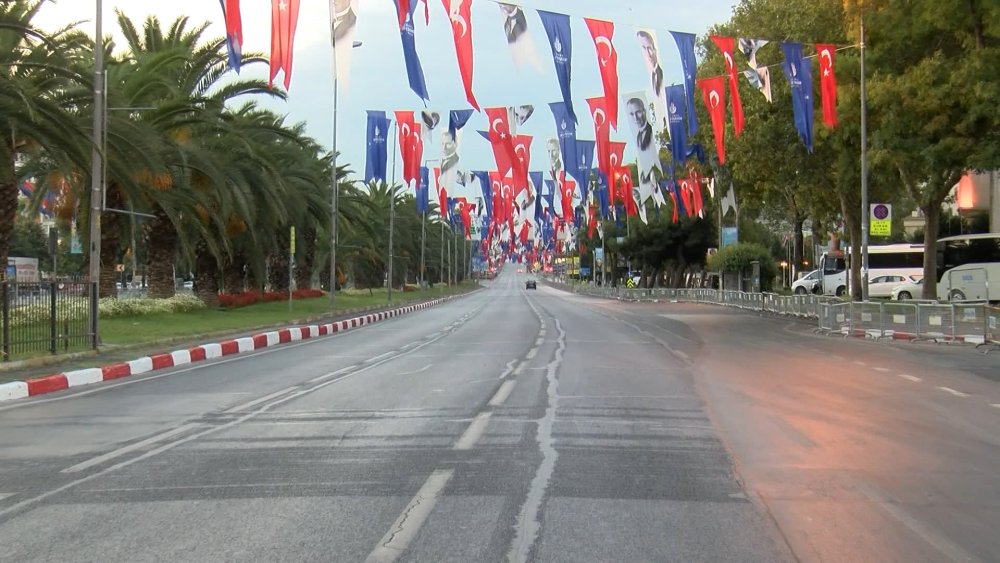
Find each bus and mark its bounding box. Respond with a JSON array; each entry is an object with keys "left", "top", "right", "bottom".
[
  {"left": 818, "top": 243, "right": 924, "bottom": 297},
  {"left": 935, "top": 233, "right": 1000, "bottom": 302}
]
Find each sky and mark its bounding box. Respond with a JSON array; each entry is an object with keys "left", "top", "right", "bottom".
[{"left": 37, "top": 0, "right": 739, "bottom": 188}]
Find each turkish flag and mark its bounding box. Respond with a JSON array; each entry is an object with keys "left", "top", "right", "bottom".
[
  {"left": 222, "top": 0, "right": 243, "bottom": 70},
  {"left": 489, "top": 171, "right": 503, "bottom": 224},
  {"left": 587, "top": 96, "right": 611, "bottom": 177},
  {"left": 394, "top": 111, "right": 416, "bottom": 186},
  {"left": 269, "top": 0, "right": 300, "bottom": 90},
  {"left": 512, "top": 134, "right": 532, "bottom": 195},
  {"left": 397, "top": 0, "right": 410, "bottom": 29},
  {"left": 710, "top": 36, "right": 744, "bottom": 137},
  {"left": 584, "top": 18, "right": 618, "bottom": 131},
  {"left": 443, "top": 0, "right": 479, "bottom": 111},
  {"left": 697, "top": 76, "right": 727, "bottom": 165},
  {"left": 406, "top": 123, "right": 424, "bottom": 188},
  {"left": 485, "top": 107, "right": 515, "bottom": 176},
  {"left": 559, "top": 172, "right": 576, "bottom": 222},
  {"left": 618, "top": 167, "right": 637, "bottom": 217},
  {"left": 588, "top": 205, "right": 597, "bottom": 238},
  {"left": 688, "top": 169, "right": 704, "bottom": 218},
  {"left": 668, "top": 188, "right": 679, "bottom": 223},
  {"left": 816, "top": 43, "right": 838, "bottom": 127},
  {"left": 434, "top": 167, "right": 448, "bottom": 217},
  {"left": 608, "top": 141, "right": 626, "bottom": 174}
]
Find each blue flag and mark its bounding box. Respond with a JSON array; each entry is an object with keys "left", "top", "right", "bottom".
[
  {"left": 449, "top": 109, "right": 474, "bottom": 139},
  {"left": 543, "top": 179, "right": 556, "bottom": 215},
  {"left": 530, "top": 171, "right": 544, "bottom": 222},
  {"left": 538, "top": 11, "right": 576, "bottom": 123},
  {"left": 595, "top": 169, "right": 610, "bottom": 218},
  {"left": 549, "top": 101, "right": 578, "bottom": 182},
  {"left": 670, "top": 31, "right": 699, "bottom": 137},
  {"left": 667, "top": 178, "right": 687, "bottom": 217},
  {"left": 473, "top": 170, "right": 492, "bottom": 220},
  {"left": 686, "top": 143, "right": 706, "bottom": 164},
  {"left": 365, "top": 110, "right": 390, "bottom": 183},
  {"left": 393, "top": 0, "right": 429, "bottom": 103},
  {"left": 781, "top": 42, "right": 814, "bottom": 153},
  {"left": 416, "top": 166, "right": 429, "bottom": 214},
  {"left": 664, "top": 84, "right": 687, "bottom": 169},
  {"left": 575, "top": 140, "right": 595, "bottom": 201}
]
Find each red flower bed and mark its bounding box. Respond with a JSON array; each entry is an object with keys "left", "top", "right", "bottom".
[{"left": 218, "top": 288, "right": 326, "bottom": 309}]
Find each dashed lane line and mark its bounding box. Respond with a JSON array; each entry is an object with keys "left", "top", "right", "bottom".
[
  {"left": 363, "top": 469, "right": 455, "bottom": 563},
  {"left": 936, "top": 386, "right": 970, "bottom": 398},
  {"left": 488, "top": 380, "right": 517, "bottom": 407},
  {"left": 872, "top": 367, "right": 890, "bottom": 373},
  {"left": 453, "top": 412, "right": 493, "bottom": 450},
  {"left": 897, "top": 374, "right": 922, "bottom": 383}
]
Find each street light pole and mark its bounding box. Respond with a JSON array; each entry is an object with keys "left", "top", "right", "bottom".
[
  {"left": 87, "top": 0, "right": 104, "bottom": 344},
  {"left": 860, "top": 16, "right": 871, "bottom": 301},
  {"left": 329, "top": 67, "right": 340, "bottom": 307}
]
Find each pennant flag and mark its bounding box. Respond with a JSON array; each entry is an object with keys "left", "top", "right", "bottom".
[
  {"left": 365, "top": 110, "right": 390, "bottom": 183},
  {"left": 420, "top": 110, "right": 441, "bottom": 153},
  {"left": 497, "top": 2, "right": 542, "bottom": 70},
  {"left": 269, "top": 0, "right": 300, "bottom": 90},
  {"left": 549, "top": 102, "right": 579, "bottom": 184},
  {"left": 219, "top": 0, "right": 243, "bottom": 72},
  {"left": 512, "top": 134, "right": 533, "bottom": 193},
  {"left": 738, "top": 37, "right": 768, "bottom": 67},
  {"left": 449, "top": 109, "right": 474, "bottom": 140},
  {"left": 473, "top": 170, "right": 492, "bottom": 220},
  {"left": 393, "top": 0, "right": 429, "bottom": 102},
  {"left": 395, "top": 110, "right": 417, "bottom": 185},
  {"left": 781, "top": 42, "right": 814, "bottom": 152},
  {"left": 575, "top": 139, "right": 595, "bottom": 200},
  {"left": 443, "top": 0, "right": 479, "bottom": 111},
  {"left": 530, "top": 171, "right": 544, "bottom": 222},
  {"left": 667, "top": 179, "right": 686, "bottom": 222},
  {"left": 617, "top": 167, "right": 637, "bottom": 217},
  {"left": 585, "top": 18, "right": 619, "bottom": 130},
  {"left": 330, "top": 0, "right": 359, "bottom": 87},
  {"left": 406, "top": 123, "right": 424, "bottom": 188},
  {"left": 670, "top": 31, "right": 699, "bottom": 136},
  {"left": 538, "top": 11, "right": 577, "bottom": 123},
  {"left": 435, "top": 167, "right": 449, "bottom": 216},
  {"left": 664, "top": 84, "right": 688, "bottom": 169},
  {"left": 721, "top": 182, "right": 738, "bottom": 216},
  {"left": 509, "top": 105, "right": 535, "bottom": 134},
  {"left": 397, "top": 0, "right": 411, "bottom": 29},
  {"left": 686, "top": 143, "right": 706, "bottom": 164},
  {"left": 559, "top": 172, "right": 576, "bottom": 222},
  {"left": 417, "top": 166, "right": 430, "bottom": 214},
  {"left": 742, "top": 66, "right": 773, "bottom": 103},
  {"left": 816, "top": 43, "right": 838, "bottom": 128},
  {"left": 594, "top": 169, "right": 610, "bottom": 218},
  {"left": 710, "top": 35, "right": 745, "bottom": 137},
  {"left": 485, "top": 106, "right": 516, "bottom": 176},
  {"left": 697, "top": 76, "right": 727, "bottom": 164},
  {"left": 636, "top": 28, "right": 668, "bottom": 130},
  {"left": 608, "top": 141, "right": 626, "bottom": 176},
  {"left": 623, "top": 90, "right": 661, "bottom": 180},
  {"left": 586, "top": 96, "right": 611, "bottom": 179}
]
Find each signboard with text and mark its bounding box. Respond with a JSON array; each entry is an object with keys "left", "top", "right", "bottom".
[{"left": 870, "top": 203, "right": 892, "bottom": 237}]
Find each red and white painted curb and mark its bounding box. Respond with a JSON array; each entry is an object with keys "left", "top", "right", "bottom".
[{"left": 0, "top": 298, "right": 450, "bottom": 404}]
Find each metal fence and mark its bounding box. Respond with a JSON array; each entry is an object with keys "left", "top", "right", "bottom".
[
  {"left": 1, "top": 280, "right": 96, "bottom": 361},
  {"left": 566, "top": 282, "right": 998, "bottom": 348}
]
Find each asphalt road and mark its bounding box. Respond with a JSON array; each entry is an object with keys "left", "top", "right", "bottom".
[{"left": 0, "top": 271, "right": 997, "bottom": 562}]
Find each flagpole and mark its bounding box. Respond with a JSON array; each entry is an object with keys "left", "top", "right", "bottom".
[
  {"left": 440, "top": 220, "right": 445, "bottom": 293},
  {"left": 859, "top": 15, "right": 870, "bottom": 301},
  {"left": 420, "top": 211, "right": 426, "bottom": 287},
  {"left": 388, "top": 124, "right": 397, "bottom": 304}
]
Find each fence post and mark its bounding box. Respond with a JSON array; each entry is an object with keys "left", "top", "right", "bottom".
[
  {"left": 1, "top": 282, "right": 9, "bottom": 361},
  {"left": 50, "top": 281, "right": 57, "bottom": 354},
  {"left": 90, "top": 282, "right": 99, "bottom": 349}
]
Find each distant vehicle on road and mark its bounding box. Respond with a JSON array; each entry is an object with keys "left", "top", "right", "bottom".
[
  {"left": 936, "top": 233, "right": 1000, "bottom": 302},
  {"left": 892, "top": 278, "right": 923, "bottom": 301},
  {"left": 791, "top": 270, "right": 821, "bottom": 295},
  {"left": 525, "top": 279, "right": 536, "bottom": 289},
  {"left": 869, "top": 274, "right": 921, "bottom": 298},
  {"left": 818, "top": 243, "right": 924, "bottom": 297}
]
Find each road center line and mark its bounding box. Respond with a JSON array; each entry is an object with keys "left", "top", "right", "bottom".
[
  {"left": 897, "top": 374, "right": 922, "bottom": 382},
  {"left": 453, "top": 412, "right": 492, "bottom": 450},
  {"left": 488, "top": 380, "right": 517, "bottom": 407},
  {"left": 936, "top": 386, "right": 969, "bottom": 398},
  {"left": 224, "top": 386, "right": 299, "bottom": 413},
  {"left": 525, "top": 347, "right": 538, "bottom": 360},
  {"left": 364, "top": 469, "right": 454, "bottom": 563},
  {"left": 872, "top": 367, "right": 890, "bottom": 372},
  {"left": 61, "top": 424, "right": 202, "bottom": 474},
  {"left": 309, "top": 365, "right": 358, "bottom": 383}
]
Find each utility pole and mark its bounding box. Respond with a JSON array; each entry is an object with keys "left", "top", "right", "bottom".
[
  {"left": 387, "top": 127, "right": 397, "bottom": 303},
  {"left": 87, "top": 0, "right": 104, "bottom": 345},
  {"left": 860, "top": 16, "right": 871, "bottom": 301}
]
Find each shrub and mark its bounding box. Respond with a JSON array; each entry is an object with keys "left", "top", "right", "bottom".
[
  {"left": 707, "top": 243, "right": 778, "bottom": 292},
  {"left": 218, "top": 288, "right": 327, "bottom": 309}
]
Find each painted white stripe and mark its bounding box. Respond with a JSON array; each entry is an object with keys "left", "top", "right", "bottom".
[
  {"left": 224, "top": 386, "right": 299, "bottom": 413},
  {"left": 170, "top": 350, "right": 192, "bottom": 366},
  {"left": 897, "top": 374, "right": 921, "bottom": 382},
  {"left": 127, "top": 357, "right": 154, "bottom": 375},
  {"left": 454, "top": 412, "right": 492, "bottom": 450},
  {"left": 366, "top": 351, "right": 396, "bottom": 364},
  {"left": 289, "top": 328, "right": 303, "bottom": 342},
  {"left": 488, "top": 380, "right": 517, "bottom": 407},
  {"left": 61, "top": 424, "right": 201, "bottom": 474},
  {"left": 538, "top": 330, "right": 546, "bottom": 337},
  {"left": 65, "top": 368, "right": 103, "bottom": 388},
  {"left": 936, "top": 386, "right": 969, "bottom": 398},
  {"left": 991, "top": 403, "right": 1000, "bottom": 409},
  {"left": 0, "top": 382, "right": 29, "bottom": 402},
  {"left": 202, "top": 343, "right": 222, "bottom": 359},
  {"left": 266, "top": 332, "right": 280, "bottom": 346},
  {"left": 364, "top": 469, "right": 454, "bottom": 563},
  {"left": 235, "top": 337, "right": 255, "bottom": 352},
  {"left": 525, "top": 348, "right": 538, "bottom": 360},
  {"left": 534, "top": 337, "right": 543, "bottom": 346},
  {"left": 307, "top": 325, "right": 320, "bottom": 337},
  {"left": 853, "top": 360, "right": 867, "bottom": 366},
  {"left": 872, "top": 367, "right": 890, "bottom": 372},
  {"left": 309, "top": 365, "right": 359, "bottom": 383}
]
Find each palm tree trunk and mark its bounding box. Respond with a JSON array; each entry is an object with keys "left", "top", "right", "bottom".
[
  {"left": 295, "top": 226, "right": 316, "bottom": 289},
  {"left": 268, "top": 228, "right": 291, "bottom": 292},
  {"left": 0, "top": 141, "right": 17, "bottom": 273},
  {"left": 222, "top": 251, "right": 246, "bottom": 294},
  {"left": 98, "top": 184, "right": 126, "bottom": 298},
  {"left": 144, "top": 208, "right": 176, "bottom": 298},
  {"left": 193, "top": 241, "right": 219, "bottom": 307}
]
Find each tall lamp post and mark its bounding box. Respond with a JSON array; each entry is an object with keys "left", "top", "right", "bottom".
[
  {"left": 87, "top": 0, "right": 104, "bottom": 345},
  {"left": 329, "top": 40, "right": 363, "bottom": 307}
]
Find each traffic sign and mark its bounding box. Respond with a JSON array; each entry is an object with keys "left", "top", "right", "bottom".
[{"left": 870, "top": 204, "right": 892, "bottom": 237}]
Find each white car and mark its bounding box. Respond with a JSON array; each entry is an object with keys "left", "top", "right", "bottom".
[
  {"left": 891, "top": 277, "right": 924, "bottom": 300},
  {"left": 869, "top": 274, "right": 921, "bottom": 298},
  {"left": 791, "top": 270, "right": 821, "bottom": 295}
]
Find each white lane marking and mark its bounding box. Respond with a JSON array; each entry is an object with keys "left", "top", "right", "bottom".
[
  {"left": 224, "top": 386, "right": 299, "bottom": 413},
  {"left": 309, "top": 365, "right": 358, "bottom": 383},
  {"left": 534, "top": 337, "right": 544, "bottom": 346},
  {"left": 364, "top": 469, "right": 455, "bottom": 563},
  {"left": 991, "top": 404, "right": 1000, "bottom": 409},
  {"left": 897, "top": 374, "right": 922, "bottom": 383},
  {"left": 936, "top": 386, "right": 969, "bottom": 398},
  {"left": 853, "top": 360, "right": 867, "bottom": 366},
  {"left": 396, "top": 364, "right": 432, "bottom": 376},
  {"left": 674, "top": 350, "right": 690, "bottom": 362},
  {"left": 0, "top": 493, "right": 14, "bottom": 501},
  {"left": 61, "top": 424, "right": 202, "bottom": 474},
  {"left": 453, "top": 412, "right": 492, "bottom": 450},
  {"left": 513, "top": 363, "right": 526, "bottom": 375},
  {"left": 539, "top": 330, "right": 547, "bottom": 337},
  {"left": 365, "top": 351, "right": 398, "bottom": 364},
  {"left": 525, "top": 347, "right": 538, "bottom": 360},
  {"left": 872, "top": 367, "right": 890, "bottom": 372},
  {"left": 488, "top": 380, "right": 517, "bottom": 407}
]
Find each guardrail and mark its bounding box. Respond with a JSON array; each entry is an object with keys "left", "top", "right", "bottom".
[
  {"left": 562, "top": 281, "right": 998, "bottom": 349},
  {"left": 1, "top": 280, "right": 97, "bottom": 361}
]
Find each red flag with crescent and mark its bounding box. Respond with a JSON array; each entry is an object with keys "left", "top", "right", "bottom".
[
  {"left": 269, "top": 0, "right": 300, "bottom": 90},
  {"left": 668, "top": 188, "right": 679, "bottom": 223},
  {"left": 710, "top": 35, "right": 744, "bottom": 137},
  {"left": 688, "top": 169, "right": 704, "bottom": 217},
  {"left": 618, "top": 167, "right": 636, "bottom": 217},
  {"left": 512, "top": 134, "right": 532, "bottom": 195},
  {"left": 816, "top": 43, "right": 838, "bottom": 127},
  {"left": 588, "top": 204, "right": 597, "bottom": 238},
  {"left": 586, "top": 96, "right": 611, "bottom": 177},
  {"left": 394, "top": 111, "right": 416, "bottom": 186},
  {"left": 584, "top": 18, "right": 619, "bottom": 131},
  {"left": 406, "top": 123, "right": 423, "bottom": 188},
  {"left": 434, "top": 167, "right": 448, "bottom": 216},
  {"left": 559, "top": 172, "right": 576, "bottom": 222},
  {"left": 697, "top": 76, "right": 727, "bottom": 165},
  {"left": 485, "top": 107, "right": 515, "bottom": 176},
  {"left": 489, "top": 171, "right": 504, "bottom": 224},
  {"left": 443, "top": 0, "right": 480, "bottom": 111}
]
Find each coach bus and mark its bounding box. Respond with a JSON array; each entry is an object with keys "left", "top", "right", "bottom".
[
  {"left": 818, "top": 243, "right": 924, "bottom": 297},
  {"left": 935, "top": 233, "right": 1000, "bottom": 302}
]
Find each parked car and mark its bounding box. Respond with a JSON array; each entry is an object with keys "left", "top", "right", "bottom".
[
  {"left": 525, "top": 279, "right": 537, "bottom": 289},
  {"left": 791, "top": 269, "right": 821, "bottom": 295},
  {"left": 891, "top": 278, "right": 924, "bottom": 301},
  {"left": 869, "top": 274, "right": 921, "bottom": 298}
]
